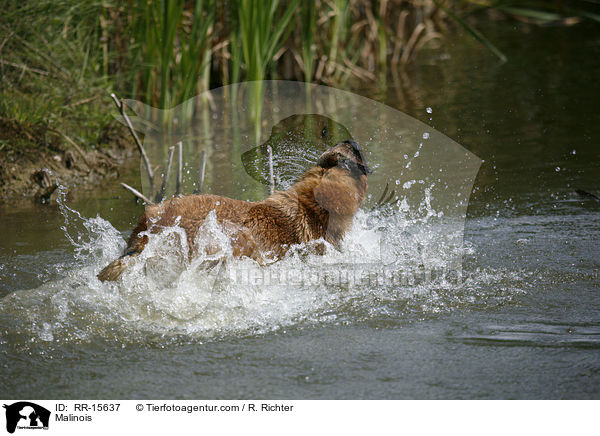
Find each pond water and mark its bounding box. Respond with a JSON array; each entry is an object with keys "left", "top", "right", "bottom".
[{"left": 1, "top": 21, "right": 599, "bottom": 399}]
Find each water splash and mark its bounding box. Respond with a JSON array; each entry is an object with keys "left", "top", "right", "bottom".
[{"left": 0, "top": 185, "right": 521, "bottom": 347}]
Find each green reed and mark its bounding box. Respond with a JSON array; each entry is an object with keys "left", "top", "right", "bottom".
[
  {"left": 127, "top": 0, "right": 215, "bottom": 119},
  {"left": 4, "top": 0, "right": 600, "bottom": 122},
  {"left": 236, "top": 0, "right": 299, "bottom": 141},
  {"left": 295, "top": 1, "right": 315, "bottom": 83}
]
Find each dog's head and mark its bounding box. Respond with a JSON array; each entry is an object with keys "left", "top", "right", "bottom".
[
  {"left": 317, "top": 140, "right": 371, "bottom": 178},
  {"left": 313, "top": 140, "right": 370, "bottom": 217}
]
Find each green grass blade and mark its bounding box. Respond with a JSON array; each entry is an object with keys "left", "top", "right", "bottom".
[{"left": 263, "top": 0, "right": 300, "bottom": 72}]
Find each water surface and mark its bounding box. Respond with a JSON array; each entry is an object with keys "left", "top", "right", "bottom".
[{"left": 1, "top": 21, "right": 599, "bottom": 399}]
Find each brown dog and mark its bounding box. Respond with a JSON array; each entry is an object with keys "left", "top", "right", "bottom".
[{"left": 98, "top": 140, "right": 370, "bottom": 282}]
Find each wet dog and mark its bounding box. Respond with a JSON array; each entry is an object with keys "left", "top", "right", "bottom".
[{"left": 98, "top": 140, "right": 370, "bottom": 281}]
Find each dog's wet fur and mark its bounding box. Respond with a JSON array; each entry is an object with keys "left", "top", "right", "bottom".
[{"left": 98, "top": 141, "right": 370, "bottom": 282}]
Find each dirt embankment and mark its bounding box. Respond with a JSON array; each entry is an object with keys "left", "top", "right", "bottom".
[{"left": 0, "top": 118, "right": 137, "bottom": 204}]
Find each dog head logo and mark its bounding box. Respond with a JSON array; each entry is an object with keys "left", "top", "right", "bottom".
[
  {"left": 3, "top": 402, "right": 50, "bottom": 433},
  {"left": 241, "top": 114, "right": 355, "bottom": 189}
]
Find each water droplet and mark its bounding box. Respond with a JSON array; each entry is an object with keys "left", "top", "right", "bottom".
[
  {"left": 422, "top": 132, "right": 430, "bottom": 139},
  {"left": 555, "top": 166, "right": 561, "bottom": 172},
  {"left": 426, "top": 107, "right": 433, "bottom": 114},
  {"left": 571, "top": 149, "right": 576, "bottom": 155}
]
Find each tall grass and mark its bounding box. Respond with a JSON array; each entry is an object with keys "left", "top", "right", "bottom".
[
  {"left": 0, "top": 0, "right": 115, "bottom": 155},
  {"left": 127, "top": 0, "right": 215, "bottom": 118},
  {"left": 236, "top": 0, "right": 299, "bottom": 140},
  {"left": 327, "top": 0, "right": 350, "bottom": 77},
  {"left": 237, "top": 0, "right": 299, "bottom": 82},
  {"left": 3, "top": 0, "right": 599, "bottom": 121},
  {"left": 299, "top": 1, "right": 316, "bottom": 83},
  {"left": 114, "top": 0, "right": 456, "bottom": 108}
]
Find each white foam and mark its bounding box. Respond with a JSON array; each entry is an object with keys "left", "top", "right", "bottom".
[{"left": 0, "top": 184, "right": 519, "bottom": 345}]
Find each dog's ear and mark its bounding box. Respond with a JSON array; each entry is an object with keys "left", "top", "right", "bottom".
[
  {"left": 317, "top": 150, "right": 340, "bottom": 169},
  {"left": 314, "top": 167, "right": 363, "bottom": 216}
]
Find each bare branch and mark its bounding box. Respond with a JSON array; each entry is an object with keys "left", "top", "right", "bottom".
[
  {"left": 267, "top": 145, "right": 274, "bottom": 195},
  {"left": 47, "top": 128, "right": 91, "bottom": 167},
  {"left": 110, "top": 93, "right": 155, "bottom": 193},
  {"left": 176, "top": 141, "right": 183, "bottom": 196},
  {"left": 194, "top": 150, "right": 207, "bottom": 194},
  {"left": 120, "top": 182, "right": 152, "bottom": 204},
  {"left": 109, "top": 93, "right": 122, "bottom": 110},
  {"left": 0, "top": 59, "right": 51, "bottom": 77},
  {"left": 158, "top": 146, "right": 175, "bottom": 202}
]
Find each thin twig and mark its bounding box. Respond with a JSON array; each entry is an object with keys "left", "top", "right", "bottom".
[
  {"left": 47, "top": 128, "right": 91, "bottom": 167},
  {"left": 121, "top": 182, "right": 152, "bottom": 204},
  {"left": 0, "top": 30, "right": 15, "bottom": 54},
  {"left": 67, "top": 95, "right": 99, "bottom": 108},
  {"left": 110, "top": 93, "right": 155, "bottom": 193},
  {"left": 0, "top": 59, "right": 50, "bottom": 77},
  {"left": 158, "top": 146, "right": 175, "bottom": 202},
  {"left": 267, "top": 145, "right": 275, "bottom": 195},
  {"left": 194, "top": 150, "right": 207, "bottom": 194},
  {"left": 176, "top": 141, "right": 183, "bottom": 196}
]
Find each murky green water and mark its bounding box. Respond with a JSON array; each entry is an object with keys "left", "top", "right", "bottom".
[{"left": 1, "top": 21, "right": 599, "bottom": 399}]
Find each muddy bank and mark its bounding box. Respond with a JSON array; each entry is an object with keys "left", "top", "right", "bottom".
[{"left": 0, "top": 121, "right": 138, "bottom": 205}]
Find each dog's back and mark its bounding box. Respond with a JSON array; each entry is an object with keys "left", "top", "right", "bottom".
[
  {"left": 98, "top": 195, "right": 255, "bottom": 281},
  {"left": 98, "top": 141, "right": 369, "bottom": 282}
]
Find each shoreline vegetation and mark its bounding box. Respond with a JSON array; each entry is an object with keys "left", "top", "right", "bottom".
[{"left": 1, "top": 0, "right": 597, "bottom": 202}]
